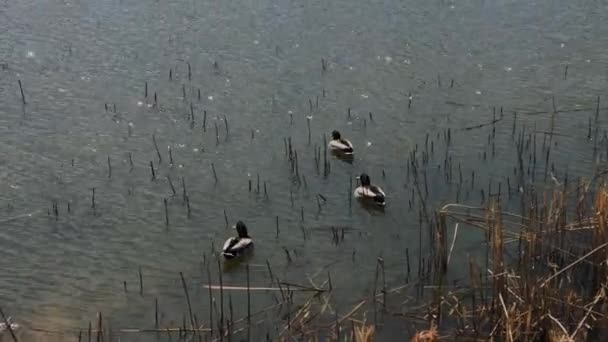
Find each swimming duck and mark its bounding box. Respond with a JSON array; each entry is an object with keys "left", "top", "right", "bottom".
[
  {"left": 328, "top": 130, "right": 354, "bottom": 154},
  {"left": 354, "top": 173, "right": 386, "bottom": 206},
  {"left": 0, "top": 317, "right": 19, "bottom": 333},
  {"left": 222, "top": 221, "right": 254, "bottom": 260}
]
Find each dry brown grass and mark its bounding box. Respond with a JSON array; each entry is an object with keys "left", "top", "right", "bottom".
[
  {"left": 410, "top": 327, "right": 439, "bottom": 342},
  {"left": 354, "top": 323, "right": 375, "bottom": 342}
]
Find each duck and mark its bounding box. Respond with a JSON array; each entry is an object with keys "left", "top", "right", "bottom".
[
  {"left": 354, "top": 173, "right": 386, "bottom": 206},
  {"left": 0, "top": 317, "right": 19, "bottom": 332},
  {"left": 328, "top": 130, "right": 354, "bottom": 154},
  {"left": 222, "top": 221, "right": 254, "bottom": 260}
]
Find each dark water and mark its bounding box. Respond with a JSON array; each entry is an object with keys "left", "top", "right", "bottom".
[{"left": 1, "top": 0, "right": 608, "bottom": 340}]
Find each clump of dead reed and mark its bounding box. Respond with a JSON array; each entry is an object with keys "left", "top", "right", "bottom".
[{"left": 428, "top": 180, "right": 608, "bottom": 341}]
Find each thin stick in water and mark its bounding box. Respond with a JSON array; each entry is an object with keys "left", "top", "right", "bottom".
[
  {"left": 223, "top": 115, "right": 229, "bottom": 138},
  {"left": 150, "top": 161, "right": 156, "bottom": 180},
  {"left": 128, "top": 152, "right": 134, "bottom": 172},
  {"left": 181, "top": 177, "right": 187, "bottom": 203},
  {"left": 164, "top": 198, "right": 169, "bottom": 226},
  {"left": 246, "top": 263, "right": 251, "bottom": 341},
  {"left": 179, "top": 272, "right": 196, "bottom": 332},
  {"left": 155, "top": 298, "right": 159, "bottom": 329},
  {"left": 152, "top": 134, "right": 162, "bottom": 164},
  {"left": 18, "top": 79, "right": 26, "bottom": 104},
  {"left": 217, "top": 258, "right": 225, "bottom": 338},
  {"left": 167, "top": 176, "right": 176, "bottom": 196},
  {"left": 107, "top": 154, "right": 112, "bottom": 179},
  {"left": 139, "top": 266, "right": 143, "bottom": 296},
  {"left": 186, "top": 195, "right": 191, "bottom": 219},
  {"left": 203, "top": 110, "right": 207, "bottom": 132}
]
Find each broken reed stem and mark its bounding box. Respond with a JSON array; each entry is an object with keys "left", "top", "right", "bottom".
[
  {"left": 155, "top": 298, "right": 159, "bottom": 329},
  {"left": 186, "top": 195, "right": 191, "bottom": 218},
  {"left": 212, "top": 162, "right": 218, "bottom": 183},
  {"left": 206, "top": 262, "right": 214, "bottom": 338},
  {"left": 128, "top": 152, "right": 134, "bottom": 172},
  {"left": 107, "top": 155, "right": 112, "bottom": 179},
  {"left": 179, "top": 272, "right": 196, "bottom": 333},
  {"left": 307, "top": 118, "right": 311, "bottom": 145},
  {"left": 224, "top": 115, "right": 229, "bottom": 137},
  {"left": 152, "top": 134, "right": 162, "bottom": 164},
  {"left": 0, "top": 306, "right": 18, "bottom": 342},
  {"left": 96, "top": 312, "right": 102, "bottom": 342},
  {"left": 18, "top": 79, "right": 26, "bottom": 105},
  {"left": 139, "top": 266, "right": 143, "bottom": 296},
  {"left": 228, "top": 294, "right": 233, "bottom": 340},
  {"left": 246, "top": 263, "right": 251, "bottom": 341},
  {"left": 349, "top": 176, "right": 353, "bottom": 210},
  {"left": 181, "top": 177, "right": 187, "bottom": 203},
  {"left": 323, "top": 135, "right": 328, "bottom": 177},
  {"left": 167, "top": 176, "right": 177, "bottom": 196},
  {"left": 217, "top": 257, "right": 225, "bottom": 339},
  {"left": 150, "top": 161, "right": 156, "bottom": 180},
  {"left": 164, "top": 198, "right": 169, "bottom": 226},
  {"left": 215, "top": 122, "right": 219, "bottom": 145},
  {"left": 203, "top": 110, "right": 207, "bottom": 132}
]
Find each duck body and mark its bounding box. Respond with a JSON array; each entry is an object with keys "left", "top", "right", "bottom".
[
  {"left": 222, "top": 221, "right": 254, "bottom": 260},
  {"left": 328, "top": 130, "right": 354, "bottom": 154},
  {"left": 354, "top": 173, "right": 386, "bottom": 206},
  {"left": 329, "top": 138, "right": 354, "bottom": 154},
  {"left": 222, "top": 237, "right": 253, "bottom": 259},
  {"left": 354, "top": 185, "right": 386, "bottom": 206}
]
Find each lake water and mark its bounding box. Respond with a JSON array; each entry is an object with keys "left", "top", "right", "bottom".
[{"left": 1, "top": 0, "right": 608, "bottom": 340}]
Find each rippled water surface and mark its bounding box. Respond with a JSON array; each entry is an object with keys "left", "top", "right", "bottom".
[{"left": 1, "top": 0, "right": 608, "bottom": 340}]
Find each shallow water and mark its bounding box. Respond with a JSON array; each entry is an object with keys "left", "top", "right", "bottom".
[{"left": 1, "top": 0, "right": 608, "bottom": 340}]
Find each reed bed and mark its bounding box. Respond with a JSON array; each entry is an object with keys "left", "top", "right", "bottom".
[{"left": 58, "top": 179, "right": 608, "bottom": 341}]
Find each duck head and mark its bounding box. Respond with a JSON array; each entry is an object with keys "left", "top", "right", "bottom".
[
  {"left": 359, "top": 173, "right": 371, "bottom": 187},
  {"left": 235, "top": 221, "right": 249, "bottom": 238},
  {"left": 331, "top": 130, "right": 341, "bottom": 140}
]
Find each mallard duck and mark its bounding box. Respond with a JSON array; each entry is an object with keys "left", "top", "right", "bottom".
[
  {"left": 222, "top": 221, "right": 253, "bottom": 260},
  {"left": 328, "top": 130, "right": 354, "bottom": 154},
  {"left": 354, "top": 173, "right": 386, "bottom": 206}
]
